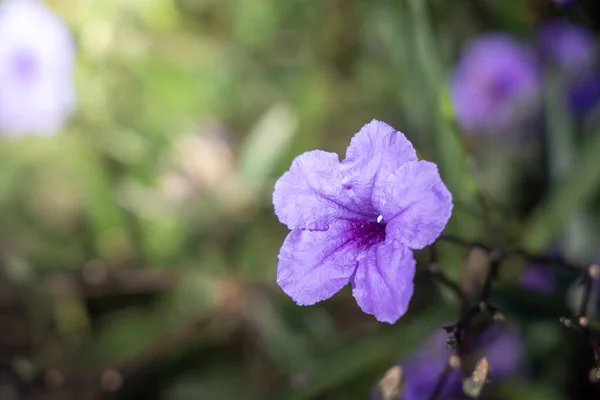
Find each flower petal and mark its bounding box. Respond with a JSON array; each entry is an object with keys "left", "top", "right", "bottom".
[
  {"left": 351, "top": 240, "right": 415, "bottom": 324},
  {"left": 476, "top": 324, "right": 523, "bottom": 380},
  {"left": 277, "top": 220, "right": 364, "bottom": 305},
  {"left": 373, "top": 160, "right": 452, "bottom": 249},
  {"left": 273, "top": 150, "right": 374, "bottom": 231},
  {"left": 340, "top": 120, "right": 417, "bottom": 212}
]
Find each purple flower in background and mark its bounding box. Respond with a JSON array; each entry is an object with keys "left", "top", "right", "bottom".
[
  {"left": 273, "top": 120, "right": 453, "bottom": 323},
  {"left": 450, "top": 34, "right": 540, "bottom": 135},
  {"left": 520, "top": 264, "right": 555, "bottom": 294},
  {"left": 476, "top": 325, "right": 524, "bottom": 377},
  {"left": 568, "top": 74, "right": 600, "bottom": 117},
  {"left": 0, "top": 0, "right": 76, "bottom": 137},
  {"left": 537, "top": 21, "right": 600, "bottom": 117},
  {"left": 538, "top": 20, "right": 597, "bottom": 77},
  {"left": 372, "top": 324, "right": 524, "bottom": 400}
]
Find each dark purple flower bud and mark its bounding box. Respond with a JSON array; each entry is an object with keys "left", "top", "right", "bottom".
[{"left": 520, "top": 264, "right": 556, "bottom": 294}]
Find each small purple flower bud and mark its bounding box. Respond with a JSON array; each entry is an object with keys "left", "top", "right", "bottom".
[{"left": 520, "top": 264, "right": 556, "bottom": 294}]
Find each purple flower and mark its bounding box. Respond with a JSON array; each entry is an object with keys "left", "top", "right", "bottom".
[
  {"left": 520, "top": 264, "right": 555, "bottom": 294},
  {"left": 372, "top": 324, "right": 524, "bottom": 400},
  {"left": 538, "top": 20, "right": 597, "bottom": 77},
  {"left": 272, "top": 120, "right": 453, "bottom": 323},
  {"left": 0, "top": 0, "right": 76, "bottom": 137},
  {"left": 569, "top": 74, "right": 600, "bottom": 117},
  {"left": 450, "top": 34, "right": 541, "bottom": 135},
  {"left": 536, "top": 21, "right": 600, "bottom": 117},
  {"left": 475, "top": 325, "right": 524, "bottom": 377}
]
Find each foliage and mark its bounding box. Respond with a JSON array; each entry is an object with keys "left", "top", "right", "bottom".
[{"left": 3, "top": 0, "right": 600, "bottom": 399}]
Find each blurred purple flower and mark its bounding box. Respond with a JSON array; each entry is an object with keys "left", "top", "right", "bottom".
[
  {"left": 568, "top": 74, "right": 600, "bottom": 117},
  {"left": 520, "top": 264, "right": 555, "bottom": 294},
  {"left": 273, "top": 120, "right": 453, "bottom": 323},
  {"left": 536, "top": 21, "right": 600, "bottom": 117},
  {"left": 553, "top": 0, "right": 572, "bottom": 5},
  {"left": 372, "top": 324, "right": 524, "bottom": 400},
  {"left": 538, "top": 20, "right": 597, "bottom": 77},
  {"left": 450, "top": 34, "right": 541, "bottom": 135},
  {"left": 0, "top": 0, "right": 76, "bottom": 137},
  {"left": 475, "top": 325, "right": 524, "bottom": 377}
]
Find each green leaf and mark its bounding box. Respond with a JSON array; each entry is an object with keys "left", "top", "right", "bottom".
[
  {"left": 521, "top": 122, "right": 600, "bottom": 253},
  {"left": 542, "top": 70, "right": 599, "bottom": 262},
  {"left": 245, "top": 297, "right": 317, "bottom": 373},
  {"left": 406, "top": 0, "right": 478, "bottom": 206},
  {"left": 405, "top": 0, "right": 482, "bottom": 280},
  {"left": 270, "top": 304, "right": 454, "bottom": 400},
  {"left": 69, "top": 134, "right": 134, "bottom": 262},
  {"left": 81, "top": 308, "right": 164, "bottom": 368},
  {"left": 499, "top": 381, "right": 566, "bottom": 400},
  {"left": 238, "top": 102, "right": 299, "bottom": 195}
]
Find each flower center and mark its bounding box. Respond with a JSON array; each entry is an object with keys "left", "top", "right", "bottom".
[
  {"left": 11, "top": 49, "right": 38, "bottom": 82},
  {"left": 483, "top": 76, "right": 513, "bottom": 102},
  {"left": 348, "top": 219, "right": 386, "bottom": 250}
]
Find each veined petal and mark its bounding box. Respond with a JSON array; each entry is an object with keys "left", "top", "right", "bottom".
[
  {"left": 351, "top": 240, "right": 415, "bottom": 324},
  {"left": 277, "top": 220, "right": 365, "bottom": 305},
  {"left": 340, "top": 120, "right": 417, "bottom": 212},
  {"left": 273, "top": 150, "right": 374, "bottom": 231},
  {"left": 373, "top": 161, "right": 452, "bottom": 250}
]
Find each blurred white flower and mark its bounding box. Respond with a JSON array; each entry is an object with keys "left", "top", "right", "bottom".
[
  {"left": 157, "top": 122, "right": 252, "bottom": 214},
  {"left": 0, "top": 0, "right": 76, "bottom": 137},
  {"left": 158, "top": 172, "right": 194, "bottom": 203},
  {"left": 175, "top": 130, "right": 236, "bottom": 190}
]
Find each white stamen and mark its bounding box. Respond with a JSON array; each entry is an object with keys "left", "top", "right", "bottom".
[{"left": 377, "top": 215, "right": 383, "bottom": 223}]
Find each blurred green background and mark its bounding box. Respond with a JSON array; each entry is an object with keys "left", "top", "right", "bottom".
[{"left": 4, "top": 0, "right": 600, "bottom": 399}]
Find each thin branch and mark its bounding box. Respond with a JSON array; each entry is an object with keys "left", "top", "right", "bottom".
[
  {"left": 428, "top": 244, "right": 468, "bottom": 311},
  {"left": 439, "top": 234, "right": 585, "bottom": 272},
  {"left": 479, "top": 250, "right": 504, "bottom": 302},
  {"left": 559, "top": 264, "right": 600, "bottom": 382},
  {"left": 429, "top": 264, "right": 468, "bottom": 310},
  {"left": 512, "top": 248, "right": 583, "bottom": 273},
  {"left": 424, "top": 230, "right": 599, "bottom": 400},
  {"left": 42, "top": 267, "right": 183, "bottom": 299},
  {"left": 438, "top": 234, "right": 492, "bottom": 253},
  {"left": 441, "top": 250, "right": 504, "bottom": 350},
  {"left": 578, "top": 273, "right": 594, "bottom": 320}
]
